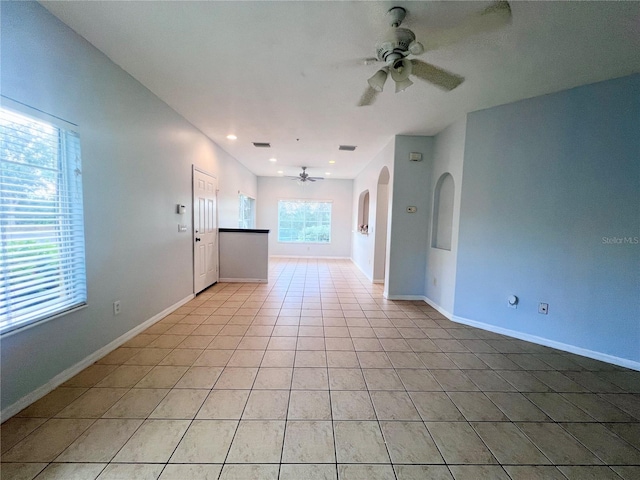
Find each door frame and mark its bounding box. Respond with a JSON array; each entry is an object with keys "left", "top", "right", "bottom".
[{"left": 192, "top": 165, "right": 219, "bottom": 294}]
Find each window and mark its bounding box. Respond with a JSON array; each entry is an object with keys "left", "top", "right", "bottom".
[
  {"left": 238, "top": 193, "right": 255, "bottom": 229},
  {"left": 0, "top": 105, "right": 87, "bottom": 334},
  {"left": 278, "top": 200, "right": 331, "bottom": 243}
]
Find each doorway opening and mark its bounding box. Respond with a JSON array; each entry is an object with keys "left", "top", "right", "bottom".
[
  {"left": 373, "top": 166, "right": 390, "bottom": 284},
  {"left": 193, "top": 167, "right": 218, "bottom": 293}
]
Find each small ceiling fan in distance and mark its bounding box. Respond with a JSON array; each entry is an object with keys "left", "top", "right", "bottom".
[
  {"left": 288, "top": 166, "right": 324, "bottom": 183},
  {"left": 358, "top": 1, "right": 512, "bottom": 106}
]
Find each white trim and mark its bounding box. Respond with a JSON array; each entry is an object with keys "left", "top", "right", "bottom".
[
  {"left": 423, "top": 297, "right": 453, "bottom": 320},
  {"left": 349, "top": 258, "right": 373, "bottom": 282},
  {"left": 452, "top": 314, "right": 640, "bottom": 372},
  {"left": 192, "top": 164, "right": 217, "bottom": 179},
  {"left": 1, "top": 95, "right": 78, "bottom": 130},
  {"left": 219, "top": 278, "right": 267, "bottom": 283},
  {"left": 386, "top": 294, "right": 426, "bottom": 301},
  {"left": 238, "top": 191, "right": 256, "bottom": 201},
  {"left": 269, "top": 255, "right": 351, "bottom": 260},
  {"left": 0, "top": 294, "right": 194, "bottom": 421},
  {"left": 372, "top": 279, "right": 385, "bottom": 284}
]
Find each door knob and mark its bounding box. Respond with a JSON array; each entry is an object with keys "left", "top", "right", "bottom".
[{"left": 195, "top": 237, "right": 201, "bottom": 242}]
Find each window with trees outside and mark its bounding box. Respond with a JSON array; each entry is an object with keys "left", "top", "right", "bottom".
[
  {"left": 238, "top": 193, "right": 255, "bottom": 229},
  {"left": 278, "top": 200, "right": 331, "bottom": 243},
  {"left": 0, "top": 105, "right": 87, "bottom": 335}
]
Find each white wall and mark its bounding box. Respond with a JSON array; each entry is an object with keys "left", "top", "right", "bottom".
[
  {"left": 372, "top": 179, "right": 389, "bottom": 282},
  {"left": 424, "top": 117, "right": 467, "bottom": 316},
  {"left": 256, "top": 176, "right": 353, "bottom": 258},
  {"left": 351, "top": 139, "right": 395, "bottom": 281},
  {"left": 218, "top": 162, "right": 258, "bottom": 228},
  {"left": 0, "top": 1, "right": 257, "bottom": 412}
]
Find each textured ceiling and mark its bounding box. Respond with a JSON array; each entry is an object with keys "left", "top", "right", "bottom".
[{"left": 42, "top": 1, "right": 640, "bottom": 179}]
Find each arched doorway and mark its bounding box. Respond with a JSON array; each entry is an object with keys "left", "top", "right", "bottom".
[{"left": 373, "top": 166, "right": 390, "bottom": 283}]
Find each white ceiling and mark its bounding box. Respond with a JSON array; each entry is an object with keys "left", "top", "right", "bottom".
[{"left": 42, "top": 1, "right": 640, "bottom": 179}]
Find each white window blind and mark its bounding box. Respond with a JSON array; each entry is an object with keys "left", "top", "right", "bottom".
[
  {"left": 238, "top": 193, "right": 255, "bottom": 229},
  {"left": 0, "top": 106, "right": 87, "bottom": 335},
  {"left": 278, "top": 200, "right": 331, "bottom": 243}
]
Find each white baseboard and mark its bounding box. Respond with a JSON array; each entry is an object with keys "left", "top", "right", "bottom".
[
  {"left": 349, "top": 259, "right": 373, "bottom": 283},
  {"left": 386, "top": 294, "right": 426, "bottom": 301},
  {"left": 452, "top": 314, "right": 640, "bottom": 372},
  {"left": 372, "top": 279, "right": 384, "bottom": 284},
  {"left": 0, "top": 294, "right": 194, "bottom": 421},
  {"left": 219, "top": 278, "right": 267, "bottom": 283},
  {"left": 380, "top": 297, "right": 638, "bottom": 371},
  {"left": 423, "top": 297, "right": 453, "bottom": 320}
]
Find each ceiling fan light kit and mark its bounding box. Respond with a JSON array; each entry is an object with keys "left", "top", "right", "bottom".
[
  {"left": 357, "top": 1, "right": 512, "bottom": 106},
  {"left": 288, "top": 166, "right": 324, "bottom": 185},
  {"left": 395, "top": 78, "right": 413, "bottom": 94},
  {"left": 367, "top": 68, "right": 389, "bottom": 92}
]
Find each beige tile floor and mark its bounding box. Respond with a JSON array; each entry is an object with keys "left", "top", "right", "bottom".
[{"left": 1, "top": 258, "right": 639, "bottom": 479}]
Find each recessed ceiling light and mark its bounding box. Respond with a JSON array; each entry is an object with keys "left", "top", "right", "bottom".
[
  {"left": 329, "top": 160, "right": 336, "bottom": 164},
  {"left": 325, "top": 172, "right": 331, "bottom": 175},
  {"left": 226, "top": 134, "right": 237, "bottom": 140},
  {"left": 277, "top": 170, "right": 283, "bottom": 174},
  {"left": 269, "top": 157, "right": 277, "bottom": 162}
]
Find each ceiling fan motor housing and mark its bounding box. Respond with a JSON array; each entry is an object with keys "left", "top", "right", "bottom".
[{"left": 376, "top": 27, "right": 416, "bottom": 65}]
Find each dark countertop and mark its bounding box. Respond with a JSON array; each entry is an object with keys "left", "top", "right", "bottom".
[{"left": 219, "top": 228, "right": 270, "bottom": 234}]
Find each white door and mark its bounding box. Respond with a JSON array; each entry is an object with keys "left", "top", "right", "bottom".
[{"left": 193, "top": 168, "right": 218, "bottom": 293}]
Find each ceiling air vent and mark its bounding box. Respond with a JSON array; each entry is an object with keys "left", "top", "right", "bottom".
[
  {"left": 253, "top": 142, "right": 271, "bottom": 148},
  {"left": 339, "top": 145, "right": 357, "bottom": 151}
]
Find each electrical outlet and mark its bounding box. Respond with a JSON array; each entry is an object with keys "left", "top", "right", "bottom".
[
  {"left": 113, "top": 300, "right": 121, "bottom": 316},
  {"left": 538, "top": 303, "right": 548, "bottom": 315}
]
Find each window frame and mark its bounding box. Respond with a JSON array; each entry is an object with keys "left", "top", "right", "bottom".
[
  {"left": 0, "top": 99, "right": 88, "bottom": 336},
  {"left": 238, "top": 192, "right": 256, "bottom": 229},
  {"left": 277, "top": 199, "right": 332, "bottom": 244}
]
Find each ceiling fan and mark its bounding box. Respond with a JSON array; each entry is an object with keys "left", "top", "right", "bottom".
[
  {"left": 288, "top": 166, "right": 324, "bottom": 183},
  {"left": 358, "top": 1, "right": 512, "bottom": 106}
]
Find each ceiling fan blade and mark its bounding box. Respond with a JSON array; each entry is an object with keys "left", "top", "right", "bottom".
[
  {"left": 309, "top": 177, "right": 324, "bottom": 181},
  {"left": 421, "top": 1, "right": 512, "bottom": 52},
  {"left": 307, "top": 178, "right": 316, "bottom": 182},
  {"left": 411, "top": 60, "right": 464, "bottom": 91},
  {"left": 357, "top": 85, "right": 380, "bottom": 107}
]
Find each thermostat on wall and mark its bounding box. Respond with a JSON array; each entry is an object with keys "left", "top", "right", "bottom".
[{"left": 409, "top": 152, "right": 422, "bottom": 162}]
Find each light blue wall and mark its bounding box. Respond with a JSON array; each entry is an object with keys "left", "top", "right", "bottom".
[
  {"left": 0, "top": 1, "right": 256, "bottom": 412},
  {"left": 455, "top": 74, "right": 640, "bottom": 364},
  {"left": 387, "top": 136, "right": 434, "bottom": 297},
  {"left": 424, "top": 118, "right": 466, "bottom": 315}
]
